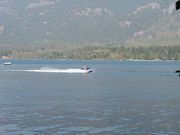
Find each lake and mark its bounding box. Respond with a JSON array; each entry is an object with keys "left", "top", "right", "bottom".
[{"left": 0, "top": 60, "right": 180, "bottom": 135}]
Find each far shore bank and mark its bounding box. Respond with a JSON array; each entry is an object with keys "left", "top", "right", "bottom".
[{"left": 1, "top": 45, "right": 180, "bottom": 60}]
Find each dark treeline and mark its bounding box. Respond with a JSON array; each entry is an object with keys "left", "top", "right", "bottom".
[{"left": 1, "top": 45, "right": 180, "bottom": 60}]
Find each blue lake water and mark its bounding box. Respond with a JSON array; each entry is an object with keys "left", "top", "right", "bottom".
[{"left": 0, "top": 60, "right": 180, "bottom": 135}]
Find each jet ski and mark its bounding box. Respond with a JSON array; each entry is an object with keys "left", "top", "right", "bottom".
[
  {"left": 81, "top": 65, "right": 94, "bottom": 73},
  {"left": 81, "top": 68, "right": 94, "bottom": 73}
]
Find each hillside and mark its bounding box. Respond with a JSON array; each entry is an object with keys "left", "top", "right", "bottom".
[{"left": 0, "top": 0, "right": 179, "bottom": 48}]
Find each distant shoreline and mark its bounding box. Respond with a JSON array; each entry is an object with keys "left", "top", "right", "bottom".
[
  {"left": 0, "top": 58, "right": 180, "bottom": 62},
  {"left": 1, "top": 45, "right": 180, "bottom": 60}
]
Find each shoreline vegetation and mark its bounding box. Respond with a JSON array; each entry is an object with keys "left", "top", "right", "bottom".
[{"left": 1, "top": 45, "right": 180, "bottom": 60}]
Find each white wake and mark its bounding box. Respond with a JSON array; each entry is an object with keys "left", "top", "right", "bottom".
[
  {"left": 27, "top": 68, "right": 89, "bottom": 73},
  {"left": 0, "top": 67, "right": 94, "bottom": 74}
]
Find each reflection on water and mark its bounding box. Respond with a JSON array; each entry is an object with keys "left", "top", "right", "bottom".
[{"left": 0, "top": 60, "right": 180, "bottom": 135}]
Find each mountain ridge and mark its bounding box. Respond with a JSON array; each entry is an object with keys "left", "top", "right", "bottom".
[{"left": 0, "top": 0, "right": 179, "bottom": 47}]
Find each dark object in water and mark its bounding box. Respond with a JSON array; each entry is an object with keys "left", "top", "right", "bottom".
[
  {"left": 176, "top": 0, "right": 180, "bottom": 10},
  {"left": 175, "top": 70, "right": 180, "bottom": 73},
  {"left": 175, "top": 70, "right": 180, "bottom": 77}
]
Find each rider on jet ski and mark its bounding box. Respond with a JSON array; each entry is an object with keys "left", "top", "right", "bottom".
[{"left": 82, "top": 65, "right": 89, "bottom": 70}]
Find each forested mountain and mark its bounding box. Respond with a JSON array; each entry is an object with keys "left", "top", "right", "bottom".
[{"left": 0, "top": 0, "right": 179, "bottom": 48}]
